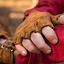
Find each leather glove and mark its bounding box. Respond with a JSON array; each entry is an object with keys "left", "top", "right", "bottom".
[
  {"left": 0, "top": 30, "right": 14, "bottom": 64},
  {"left": 13, "top": 11, "right": 61, "bottom": 45}
]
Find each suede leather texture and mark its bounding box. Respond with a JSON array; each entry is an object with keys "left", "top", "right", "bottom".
[
  {"left": 15, "top": 0, "right": 64, "bottom": 64},
  {"left": 0, "top": 30, "right": 14, "bottom": 64},
  {"left": 15, "top": 25, "right": 64, "bottom": 64},
  {"left": 13, "top": 11, "right": 61, "bottom": 45}
]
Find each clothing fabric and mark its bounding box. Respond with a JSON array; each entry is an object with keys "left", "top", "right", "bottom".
[
  {"left": 15, "top": 0, "right": 64, "bottom": 64},
  {"left": 26, "top": 0, "right": 64, "bottom": 15}
]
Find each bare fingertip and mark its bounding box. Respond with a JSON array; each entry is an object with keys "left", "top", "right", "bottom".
[
  {"left": 36, "top": 51, "right": 40, "bottom": 54},
  {"left": 21, "top": 51, "right": 27, "bottom": 56},
  {"left": 52, "top": 39, "right": 58, "bottom": 44},
  {"left": 45, "top": 49, "right": 51, "bottom": 54}
]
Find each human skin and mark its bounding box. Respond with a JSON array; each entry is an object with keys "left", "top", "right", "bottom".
[
  {"left": 15, "top": 0, "right": 64, "bottom": 56},
  {"left": 0, "top": 38, "right": 19, "bottom": 58},
  {"left": 1, "top": 15, "right": 64, "bottom": 64},
  {"left": 0, "top": 13, "right": 64, "bottom": 58},
  {"left": 15, "top": 14, "right": 64, "bottom": 56},
  {"left": 0, "top": 40, "right": 64, "bottom": 64}
]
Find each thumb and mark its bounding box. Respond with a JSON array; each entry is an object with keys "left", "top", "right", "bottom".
[{"left": 58, "top": 15, "right": 64, "bottom": 24}]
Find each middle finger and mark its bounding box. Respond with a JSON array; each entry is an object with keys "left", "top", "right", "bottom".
[{"left": 31, "top": 32, "right": 51, "bottom": 54}]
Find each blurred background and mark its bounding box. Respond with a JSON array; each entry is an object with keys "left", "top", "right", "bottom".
[{"left": 0, "top": 0, "right": 32, "bottom": 36}]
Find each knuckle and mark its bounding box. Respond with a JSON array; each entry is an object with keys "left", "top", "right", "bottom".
[
  {"left": 39, "top": 45, "right": 45, "bottom": 50},
  {"left": 29, "top": 48, "right": 35, "bottom": 52}
]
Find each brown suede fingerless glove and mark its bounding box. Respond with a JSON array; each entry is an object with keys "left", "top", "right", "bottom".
[
  {"left": 13, "top": 11, "right": 61, "bottom": 45},
  {"left": 0, "top": 30, "right": 14, "bottom": 64}
]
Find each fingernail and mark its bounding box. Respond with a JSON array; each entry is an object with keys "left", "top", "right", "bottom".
[
  {"left": 21, "top": 51, "right": 27, "bottom": 56},
  {"left": 45, "top": 49, "right": 51, "bottom": 54},
  {"left": 52, "top": 39, "right": 58, "bottom": 44},
  {"left": 37, "top": 51, "right": 40, "bottom": 54}
]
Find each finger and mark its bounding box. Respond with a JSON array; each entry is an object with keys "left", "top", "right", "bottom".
[
  {"left": 22, "top": 39, "right": 40, "bottom": 54},
  {"left": 0, "top": 39, "right": 6, "bottom": 44},
  {"left": 42, "top": 26, "right": 58, "bottom": 44},
  {"left": 31, "top": 32, "right": 51, "bottom": 54},
  {"left": 15, "top": 45, "right": 27, "bottom": 56},
  {"left": 58, "top": 15, "right": 64, "bottom": 24},
  {"left": 14, "top": 50, "right": 20, "bottom": 58}
]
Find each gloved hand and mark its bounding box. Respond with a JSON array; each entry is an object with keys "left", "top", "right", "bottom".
[
  {"left": 13, "top": 11, "right": 61, "bottom": 45},
  {"left": 0, "top": 30, "right": 14, "bottom": 64}
]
